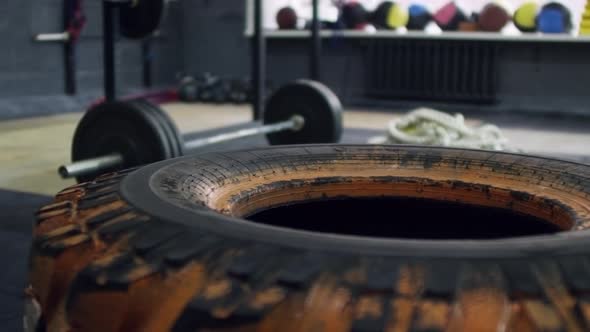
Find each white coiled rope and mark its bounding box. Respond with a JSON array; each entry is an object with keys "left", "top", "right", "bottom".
[{"left": 368, "top": 108, "right": 510, "bottom": 151}]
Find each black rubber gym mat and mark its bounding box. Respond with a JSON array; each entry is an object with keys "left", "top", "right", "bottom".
[{"left": 0, "top": 189, "right": 51, "bottom": 331}]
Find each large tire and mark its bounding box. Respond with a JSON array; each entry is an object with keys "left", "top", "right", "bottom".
[{"left": 28, "top": 145, "right": 590, "bottom": 332}]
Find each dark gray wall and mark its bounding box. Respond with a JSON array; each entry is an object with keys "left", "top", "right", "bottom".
[
  {"left": 264, "top": 38, "right": 590, "bottom": 115},
  {"left": 182, "top": 0, "right": 250, "bottom": 78},
  {"left": 1, "top": 0, "right": 184, "bottom": 99},
  {"left": 2, "top": 0, "right": 590, "bottom": 118},
  {"left": 498, "top": 43, "right": 590, "bottom": 115}
]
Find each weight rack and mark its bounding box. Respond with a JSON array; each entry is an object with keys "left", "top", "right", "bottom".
[
  {"left": 251, "top": 0, "right": 322, "bottom": 120},
  {"left": 99, "top": 0, "right": 323, "bottom": 120},
  {"left": 101, "top": 0, "right": 160, "bottom": 102}
]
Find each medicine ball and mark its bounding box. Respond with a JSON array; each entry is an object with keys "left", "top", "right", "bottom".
[
  {"left": 434, "top": 1, "right": 468, "bottom": 31},
  {"left": 386, "top": 3, "right": 409, "bottom": 29},
  {"left": 371, "top": 1, "right": 409, "bottom": 30},
  {"left": 537, "top": 2, "right": 572, "bottom": 33},
  {"left": 371, "top": 1, "right": 393, "bottom": 29},
  {"left": 341, "top": 2, "right": 369, "bottom": 29},
  {"left": 407, "top": 4, "right": 432, "bottom": 30},
  {"left": 276, "top": 6, "right": 298, "bottom": 30},
  {"left": 478, "top": 2, "right": 510, "bottom": 32},
  {"left": 514, "top": 2, "right": 539, "bottom": 32}
]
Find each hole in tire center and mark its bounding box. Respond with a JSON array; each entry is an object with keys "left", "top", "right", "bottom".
[{"left": 245, "top": 197, "right": 563, "bottom": 240}]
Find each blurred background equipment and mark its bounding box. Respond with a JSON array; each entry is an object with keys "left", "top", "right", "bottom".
[
  {"left": 369, "top": 108, "right": 510, "bottom": 151},
  {"left": 370, "top": 1, "right": 393, "bottom": 29},
  {"left": 581, "top": 0, "right": 590, "bottom": 35},
  {"left": 537, "top": 2, "right": 573, "bottom": 33},
  {"left": 340, "top": 2, "right": 370, "bottom": 29},
  {"left": 33, "top": 0, "right": 86, "bottom": 95},
  {"left": 478, "top": 2, "right": 511, "bottom": 32},
  {"left": 433, "top": 1, "right": 468, "bottom": 31},
  {"left": 514, "top": 1, "right": 539, "bottom": 32},
  {"left": 385, "top": 2, "right": 409, "bottom": 29},
  {"left": 407, "top": 4, "right": 432, "bottom": 30},
  {"left": 178, "top": 76, "right": 201, "bottom": 102},
  {"left": 371, "top": 1, "right": 409, "bottom": 29},
  {"left": 180, "top": 74, "right": 257, "bottom": 105},
  {"left": 61, "top": 80, "right": 344, "bottom": 182},
  {"left": 118, "top": 0, "right": 164, "bottom": 39},
  {"left": 259, "top": 0, "right": 587, "bottom": 35},
  {"left": 276, "top": 6, "right": 298, "bottom": 29},
  {"left": 197, "top": 74, "right": 226, "bottom": 103}
]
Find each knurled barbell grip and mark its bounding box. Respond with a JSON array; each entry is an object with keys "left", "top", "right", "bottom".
[{"left": 58, "top": 116, "right": 305, "bottom": 180}]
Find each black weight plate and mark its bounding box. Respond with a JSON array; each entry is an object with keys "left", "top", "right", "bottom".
[
  {"left": 136, "top": 100, "right": 184, "bottom": 157},
  {"left": 119, "top": 0, "right": 164, "bottom": 39},
  {"left": 134, "top": 101, "right": 181, "bottom": 159},
  {"left": 264, "top": 80, "right": 343, "bottom": 145},
  {"left": 71, "top": 100, "right": 175, "bottom": 182},
  {"left": 116, "top": 100, "right": 177, "bottom": 163}
]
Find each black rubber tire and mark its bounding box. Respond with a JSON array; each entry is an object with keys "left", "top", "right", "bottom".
[{"left": 29, "top": 145, "right": 590, "bottom": 332}]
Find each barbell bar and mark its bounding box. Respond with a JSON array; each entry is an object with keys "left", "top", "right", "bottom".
[
  {"left": 59, "top": 116, "right": 304, "bottom": 180},
  {"left": 35, "top": 32, "right": 71, "bottom": 42},
  {"left": 59, "top": 80, "right": 343, "bottom": 183},
  {"left": 59, "top": 153, "right": 124, "bottom": 179}
]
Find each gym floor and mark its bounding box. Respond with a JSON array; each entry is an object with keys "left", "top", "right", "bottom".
[
  {"left": 0, "top": 103, "right": 589, "bottom": 330},
  {"left": 1, "top": 104, "right": 589, "bottom": 195}
]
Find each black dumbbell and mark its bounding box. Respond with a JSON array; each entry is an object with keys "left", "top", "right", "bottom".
[
  {"left": 228, "top": 79, "right": 251, "bottom": 104},
  {"left": 197, "top": 74, "right": 221, "bottom": 103},
  {"left": 178, "top": 76, "right": 201, "bottom": 103}
]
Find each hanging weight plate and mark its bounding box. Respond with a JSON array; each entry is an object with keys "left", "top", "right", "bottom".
[
  {"left": 119, "top": 0, "right": 164, "bottom": 39},
  {"left": 71, "top": 100, "right": 181, "bottom": 182},
  {"left": 264, "top": 80, "right": 343, "bottom": 145}
]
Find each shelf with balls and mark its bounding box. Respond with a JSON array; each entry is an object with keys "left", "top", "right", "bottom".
[{"left": 255, "top": 1, "right": 590, "bottom": 43}]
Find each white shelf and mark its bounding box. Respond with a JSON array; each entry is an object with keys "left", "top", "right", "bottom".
[{"left": 246, "top": 30, "right": 590, "bottom": 43}]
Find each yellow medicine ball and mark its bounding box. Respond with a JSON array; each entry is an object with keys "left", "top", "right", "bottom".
[
  {"left": 514, "top": 2, "right": 539, "bottom": 32},
  {"left": 387, "top": 3, "right": 409, "bottom": 29}
]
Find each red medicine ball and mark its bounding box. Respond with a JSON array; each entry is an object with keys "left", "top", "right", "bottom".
[{"left": 277, "top": 7, "right": 298, "bottom": 30}]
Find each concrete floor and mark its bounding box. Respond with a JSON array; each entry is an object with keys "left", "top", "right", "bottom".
[{"left": 0, "top": 103, "right": 589, "bottom": 195}]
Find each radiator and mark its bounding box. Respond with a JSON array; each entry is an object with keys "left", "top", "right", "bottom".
[{"left": 366, "top": 39, "right": 498, "bottom": 103}]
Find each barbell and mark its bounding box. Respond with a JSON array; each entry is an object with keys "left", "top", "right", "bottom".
[{"left": 59, "top": 80, "right": 343, "bottom": 183}]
